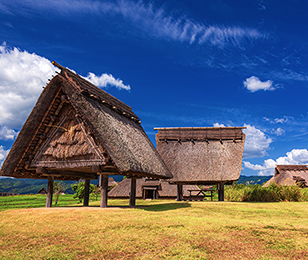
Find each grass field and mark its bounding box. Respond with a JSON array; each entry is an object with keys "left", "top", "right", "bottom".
[{"left": 1, "top": 196, "right": 308, "bottom": 259}]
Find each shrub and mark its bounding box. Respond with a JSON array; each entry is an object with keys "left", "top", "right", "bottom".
[
  {"left": 71, "top": 181, "right": 95, "bottom": 203},
  {"left": 225, "top": 183, "right": 308, "bottom": 202}
]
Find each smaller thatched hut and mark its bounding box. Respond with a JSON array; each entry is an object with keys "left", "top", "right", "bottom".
[
  {"left": 108, "top": 177, "right": 118, "bottom": 190},
  {"left": 38, "top": 187, "right": 47, "bottom": 194},
  {"left": 263, "top": 165, "right": 308, "bottom": 187},
  {"left": 108, "top": 178, "right": 207, "bottom": 200},
  {"left": 155, "top": 127, "right": 246, "bottom": 201}
]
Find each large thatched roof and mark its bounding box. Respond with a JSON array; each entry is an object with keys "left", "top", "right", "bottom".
[
  {"left": 155, "top": 127, "right": 245, "bottom": 184},
  {"left": 263, "top": 165, "right": 308, "bottom": 187},
  {"left": 1, "top": 62, "right": 172, "bottom": 181},
  {"left": 108, "top": 177, "right": 200, "bottom": 199}
]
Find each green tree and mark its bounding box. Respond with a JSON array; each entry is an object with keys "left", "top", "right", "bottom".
[
  {"left": 71, "top": 181, "right": 95, "bottom": 203},
  {"left": 54, "top": 181, "right": 68, "bottom": 206}
]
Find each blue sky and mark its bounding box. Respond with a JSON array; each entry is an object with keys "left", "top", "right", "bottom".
[{"left": 1, "top": 0, "right": 308, "bottom": 176}]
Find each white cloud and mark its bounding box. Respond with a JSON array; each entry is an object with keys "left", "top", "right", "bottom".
[
  {"left": 243, "top": 76, "right": 274, "bottom": 92},
  {"left": 213, "top": 123, "right": 226, "bottom": 127},
  {"left": 274, "top": 117, "right": 288, "bottom": 124},
  {"left": 0, "top": 43, "right": 131, "bottom": 138},
  {"left": 272, "top": 127, "right": 285, "bottom": 136},
  {"left": 0, "top": 145, "right": 10, "bottom": 167},
  {"left": 243, "top": 124, "right": 272, "bottom": 158},
  {"left": 0, "top": 43, "right": 57, "bottom": 130},
  {"left": 86, "top": 72, "right": 130, "bottom": 91},
  {"left": 244, "top": 149, "right": 308, "bottom": 176},
  {"left": 0, "top": 126, "right": 18, "bottom": 140},
  {"left": 1, "top": 0, "right": 266, "bottom": 48}
]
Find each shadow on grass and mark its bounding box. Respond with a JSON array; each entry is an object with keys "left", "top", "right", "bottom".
[{"left": 140, "top": 202, "right": 191, "bottom": 212}]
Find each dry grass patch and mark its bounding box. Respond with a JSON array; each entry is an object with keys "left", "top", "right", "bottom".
[{"left": 1, "top": 200, "right": 308, "bottom": 259}]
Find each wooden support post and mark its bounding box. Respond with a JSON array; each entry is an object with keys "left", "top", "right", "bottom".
[
  {"left": 177, "top": 184, "right": 183, "bottom": 201},
  {"left": 45, "top": 176, "right": 54, "bottom": 208},
  {"left": 129, "top": 178, "right": 137, "bottom": 207},
  {"left": 217, "top": 183, "right": 225, "bottom": 201},
  {"left": 100, "top": 174, "right": 109, "bottom": 208},
  {"left": 83, "top": 179, "right": 90, "bottom": 206}
]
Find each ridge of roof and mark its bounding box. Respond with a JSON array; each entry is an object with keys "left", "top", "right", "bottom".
[
  {"left": 52, "top": 61, "right": 140, "bottom": 123},
  {"left": 154, "top": 127, "right": 246, "bottom": 130},
  {"left": 276, "top": 165, "right": 308, "bottom": 171}
]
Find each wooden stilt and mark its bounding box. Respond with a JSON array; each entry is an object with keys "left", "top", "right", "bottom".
[
  {"left": 177, "top": 184, "right": 183, "bottom": 201},
  {"left": 100, "top": 174, "right": 108, "bottom": 208},
  {"left": 217, "top": 183, "right": 225, "bottom": 201},
  {"left": 46, "top": 176, "right": 54, "bottom": 208},
  {"left": 84, "top": 179, "right": 90, "bottom": 206},
  {"left": 129, "top": 178, "right": 137, "bottom": 207}
]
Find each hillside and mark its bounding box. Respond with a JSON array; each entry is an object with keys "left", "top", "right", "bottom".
[
  {"left": 0, "top": 175, "right": 271, "bottom": 195},
  {"left": 236, "top": 175, "right": 271, "bottom": 185},
  {"left": 0, "top": 176, "right": 124, "bottom": 195}
]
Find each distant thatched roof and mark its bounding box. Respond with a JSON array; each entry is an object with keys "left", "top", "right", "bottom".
[
  {"left": 263, "top": 165, "right": 308, "bottom": 187},
  {"left": 108, "top": 177, "right": 200, "bottom": 199},
  {"left": 155, "top": 127, "right": 246, "bottom": 184},
  {"left": 1, "top": 62, "right": 172, "bottom": 181},
  {"left": 37, "top": 187, "right": 47, "bottom": 194},
  {"left": 108, "top": 177, "right": 117, "bottom": 188}
]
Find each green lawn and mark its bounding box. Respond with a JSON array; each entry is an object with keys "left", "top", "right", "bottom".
[{"left": 0, "top": 196, "right": 308, "bottom": 259}]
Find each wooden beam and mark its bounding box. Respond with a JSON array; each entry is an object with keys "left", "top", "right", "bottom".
[
  {"left": 100, "top": 174, "right": 108, "bottom": 208},
  {"left": 177, "top": 184, "right": 183, "bottom": 201},
  {"left": 83, "top": 179, "right": 90, "bottom": 206},
  {"left": 129, "top": 178, "right": 137, "bottom": 207},
  {"left": 41, "top": 171, "right": 97, "bottom": 180},
  {"left": 99, "top": 166, "right": 118, "bottom": 173},
  {"left": 217, "top": 183, "right": 225, "bottom": 201},
  {"left": 45, "top": 176, "right": 54, "bottom": 207}
]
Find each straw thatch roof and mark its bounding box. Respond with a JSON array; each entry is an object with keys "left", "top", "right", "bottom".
[
  {"left": 108, "top": 177, "right": 118, "bottom": 188},
  {"left": 1, "top": 62, "right": 172, "bottom": 181},
  {"left": 155, "top": 127, "right": 246, "bottom": 185},
  {"left": 263, "top": 165, "right": 308, "bottom": 187},
  {"left": 37, "top": 187, "right": 47, "bottom": 194},
  {"left": 108, "top": 177, "right": 200, "bottom": 199}
]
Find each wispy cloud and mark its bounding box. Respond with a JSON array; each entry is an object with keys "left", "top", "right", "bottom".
[
  {"left": 244, "top": 149, "right": 308, "bottom": 176},
  {"left": 2, "top": 0, "right": 266, "bottom": 48}
]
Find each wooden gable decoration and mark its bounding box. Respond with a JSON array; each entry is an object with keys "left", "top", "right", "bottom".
[{"left": 31, "top": 106, "right": 106, "bottom": 169}]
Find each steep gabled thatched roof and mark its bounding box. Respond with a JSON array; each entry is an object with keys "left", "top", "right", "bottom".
[
  {"left": 155, "top": 127, "right": 246, "bottom": 184},
  {"left": 108, "top": 177, "right": 118, "bottom": 188},
  {"left": 1, "top": 62, "right": 172, "bottom": 181},
  {"left": 263, "top": 165, "right": 308, "bottom": 187},
  {"left": 108, "top": 177, "right": 200, "bottom": 198}
]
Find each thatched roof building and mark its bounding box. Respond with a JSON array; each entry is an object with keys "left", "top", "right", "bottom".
[
  {"left": 1, "top": 62, "right": 171, "bottom": 207},
  {"left": 108, "top": 177, "right": 202, "bottom": 199},
  {"left": 155, "top": 127, "right": 245, "bottom": 201},
  {"left": 263, "top": 165, "right": 308, "bottom": 187},
  {"left": 108, "top": 177, "right": 118, "bottom": 188},
  {"left": 37, "top": 187, "right": 47, "bottom": 194},
  {"left": 155, "top": 127, "right": 245, "bottom": 184}
]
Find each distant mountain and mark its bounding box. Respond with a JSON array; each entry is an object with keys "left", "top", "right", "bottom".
[
  {"left": 237, "top": 175, "right": 272, "bottom": 185},
  {"left": 0, "top": 175, "right": 124, "bottom": 195},
  {"left": 0, "top": 175, "right": 270, "bottom": 194}
]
